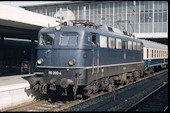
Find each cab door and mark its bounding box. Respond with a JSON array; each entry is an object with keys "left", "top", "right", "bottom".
[
  {"left": 90, "top": 33, "right": 99, "bottom": 75},
  {"left": 37, "top": 32, "right": 55, "bottom": 66}
]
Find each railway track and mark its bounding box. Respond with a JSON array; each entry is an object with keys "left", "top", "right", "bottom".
[
  {"left": 126, "top": 82, "right": 168, "bottom": 112},
  {"left": 61, "top": 69, "right": 168, "bottom": 111},
  {"left": 2, "top": 69, "right": 168, "bottom": 112}
]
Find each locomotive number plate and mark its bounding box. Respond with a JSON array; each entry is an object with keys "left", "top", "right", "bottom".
[{"left": 48, "top": 71, "right": 62, "bottom": 75}]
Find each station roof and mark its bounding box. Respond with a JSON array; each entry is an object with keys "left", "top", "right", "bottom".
[{"left": 0, "top": 4, "right": 60, "bottom": 40}]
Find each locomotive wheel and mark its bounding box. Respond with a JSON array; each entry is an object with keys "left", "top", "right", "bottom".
[
  {"left": 108, "top": 77, "right": 115, "bottom": 91},
  {"left": 83, "top": 84, "right": 93, "bottom": 99},
  {"left": 92, "top": 81, "right": 99, "bottom": 93}
]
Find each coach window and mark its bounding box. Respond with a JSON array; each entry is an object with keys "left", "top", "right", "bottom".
[
  {"left": 128, "top": 41, "right": 132, "bottom": 50},
  {"left": 133, "top": 42, "right": 137, "bottom": 50},
  {"left": 147, "top": 49, "right": 149, "bottom": 58},
  {"left": 154, "top": 50, "right": 156, "bottom": 58},
  {"left": 164, "top": 51, "right": 165, "bottom": 57},
  {"left": 109, "top": 37, "right": 115, "bottom": 49},
  {"left": 161, "top": 51, "right": 163, "bottom": 57},
  {"left": 39, "top": 33, "right": 55, "bottom": 46},
  {"left": 116, "top": 38, "right": 122, "bottom": 49},
  {"left": 122, "top": 41, "right": 127, "bottom": 49},
  {"left": 100, "top": 35, "right": 107, "bottom": 48}
]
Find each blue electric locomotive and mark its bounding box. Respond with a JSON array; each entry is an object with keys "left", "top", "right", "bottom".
[{"left": 28, "top": 20, "right": 166, "bottom": 99}]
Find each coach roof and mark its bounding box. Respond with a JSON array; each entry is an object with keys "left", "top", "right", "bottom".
[{"left": 138, "top": 39, "right": 167, "bottom": 50}]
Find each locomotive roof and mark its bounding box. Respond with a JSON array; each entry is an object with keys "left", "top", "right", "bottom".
[
  {"left": 40, "top": 25, "right": 142, "bottom": 43},
  {"left": 137, "top": 39, "right": 168, "bottom": 50}
]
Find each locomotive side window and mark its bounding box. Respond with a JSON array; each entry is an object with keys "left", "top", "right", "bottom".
[
  {"left": 100, "top": 35, "right": 107, "bottom": 48},
  {"left": 109, "top": 37, "right": 115, "bottom": 49},
  {"left": 39, "top": 33, "right": 55, "bottom": 46},
  {"left": 128, "top": 41, "right": 132, "bottom": 50},
  {"left": 133, "top": 42, "right": 137, "bottom": 50},
  {"left": 59, "top": 32, "right": 78, "bottom": 46},
  {"left": 137, "top": 43, "right": 141, "bottom": 50},
  {"left": 122, "top": 41, "right": 127, "bottom": 49},
  {"left": 116, "top": 38, "right": 122, "bottom": 49}
]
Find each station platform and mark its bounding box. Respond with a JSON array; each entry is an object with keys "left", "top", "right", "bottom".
[{"left": 0, "top": 74, "right": 36, "bottom": 110}]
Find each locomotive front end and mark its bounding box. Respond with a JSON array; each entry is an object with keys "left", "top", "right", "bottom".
[{"left": 29, "top": 26, "right": 88, "bottom": 97}]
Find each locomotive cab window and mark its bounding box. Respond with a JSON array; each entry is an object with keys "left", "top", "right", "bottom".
[
  {"left": 39, "top": 33, "right": 55, "bottom": 46},
  {"left": 59, "top": 32, "right": 78, "bottom": 46}
]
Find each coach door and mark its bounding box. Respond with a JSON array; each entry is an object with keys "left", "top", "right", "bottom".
[{"left": 91, "top": 33, "right": 99, "bottom": 75}]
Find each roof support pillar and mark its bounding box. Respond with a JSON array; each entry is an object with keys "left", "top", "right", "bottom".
[
  {"left": 30, "top": 37, "right": 35, "bottom": 74},
  {"left": 0, "top": 37, "right": 5, "bottom": 76}
]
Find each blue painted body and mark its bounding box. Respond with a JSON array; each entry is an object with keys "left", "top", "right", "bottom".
[{"left": 37, "top": 26, "right": 143, "bottom": 69}]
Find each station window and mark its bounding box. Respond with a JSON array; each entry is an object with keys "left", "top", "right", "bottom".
[
  {"left": 128, "top": 41, "right": 132, "bottom": 50},
  {"left": 133, "top": 42, "right": 137, "bottom": 50},
  {"left": 100, "top": 35, "right": 107, "bottom": 48},
  {"left": 122, "top": 41, "right": 127, "bottom": 49},
  {"left": 109, "top": 37, "right": 115, "bottom": 49},
  {"left": 116, "top": 38, "right": 122, "bottom": 49},
  {"left": 152, "top": 50, "right": 154, "bottom": 58},
  {"left": 156, "top": 50, "right": 158, "bottom": 58}
]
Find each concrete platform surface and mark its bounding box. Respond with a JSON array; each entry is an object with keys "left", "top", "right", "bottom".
[{"left": 0, "top": 74, "right": 36, "bottom": 110}]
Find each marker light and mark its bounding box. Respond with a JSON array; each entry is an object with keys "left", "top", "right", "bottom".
[
  {"left": 37, "top": 58, "right": 43, "bottom": 65},
  {"left": 55, "top": 25, "right": 61, "bottom": 31}
]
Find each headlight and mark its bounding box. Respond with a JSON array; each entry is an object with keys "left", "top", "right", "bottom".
[
  {"left": 37, "top": 58, "right": 43, "bottom": 65},
  {"left": 68, "top": 59, "right": 76, "bottom": 66}
]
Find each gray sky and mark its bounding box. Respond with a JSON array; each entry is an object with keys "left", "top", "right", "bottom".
[{"left": 0, "top": 1, "right": 66, "bottom": 7}]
